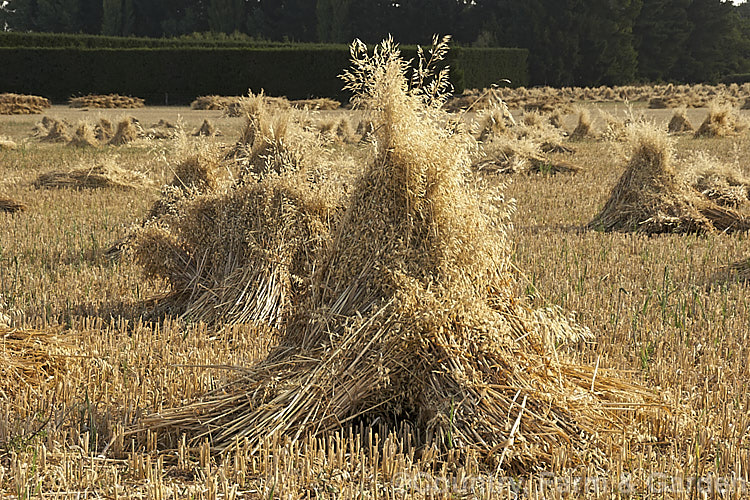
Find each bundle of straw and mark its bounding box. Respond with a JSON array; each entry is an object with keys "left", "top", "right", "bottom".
[
  {"left": 140, "top": 38, "right": 659, "bottom": 471},
  {"left": 227, "top": 91, "right": 317, "bottom": 182},
  {"left": 68, "top": 122, "right": 99, "bottom": 147},
  {"left": 69, "top": 94, "right": 144, "bottom": 109},
  {"left": 589, "top": 123, "right": 750, "bottom": 233},
  {"left": 0, "top": 136, "right": 17, "bottom": 150},
  {"left": 667, "top": 109, "right": 694, "bottom": 134},
  {"left": 34, "top": 158, "right": 152, "bottom": 190},
  {"left": 35, "top": 117, "right": 71, "bottom": 143},
  {"left": 695, "top": 104, "right": 747, "bottom": 138},
  {"left": 108, "top": 117, "right": 140, "bottom": 146},
  {"left": 0, "top": 93, "right": 51, "bottom": 114},
  {"left": 130, "top": 147, "right": 336, "bottom": 327},
  {"left": 192, "top": 119, "right": 219, "bottom": 137}
]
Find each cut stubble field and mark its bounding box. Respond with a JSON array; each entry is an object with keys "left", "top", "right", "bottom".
[{"left": 1, "top": 99, "right": 750, "bottom": 498}]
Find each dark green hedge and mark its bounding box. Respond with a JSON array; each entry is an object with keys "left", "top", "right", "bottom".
[
  {"left": 0, "top": 31, "right": 309, "bottom": 49},
  {"left": 451, "top": 47, "right": 528, "bottom": 89},
  {"left": 0, "top": 46, "right": 528, "bottom": 104},
  {"left": 722, "top": 73, "right": 750, "bottom": 84}
]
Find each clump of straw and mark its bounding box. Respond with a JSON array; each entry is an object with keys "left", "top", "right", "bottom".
[
  {"left": 140, "top": 37, "right": 658, "bottom": 472},
  {"left": 667, "top": 108, "right": 694, "bottom": 134},
  {"left": 695, "top": 104, "right": 747, "bottom": 138},
  {"left": 69, "top": 94, "right": 144, "bottom": 109},
  {"left": 0, "top": 93, "right": 51, "bottom": 115},
  {"left": 106, "top": 146, "right": 224, "bottom": 261},
  {"left": 228, "top": 91, "right": 317, "bottom": 182},
  {"left": 475, "top": 134, "right": 579, "bottom": 175},
  {"left": 94, "top": 118, "right": 115, "bottom": 142},
  {"left": 35, "top": 117, "right": 71, "bottom": 143},
  {"left": 128, "top": 141, "right": 338, "bottom": 326},
  {"left": 34, "top": 157, "right": 152, "bottom": 190},
  {"left": 192, "top": 94, "right": 291, "bottom": 115},
  {"left": 192, "top": 95, "right": 243, "bottom": 111},
  {"left": 569, "top": 109, "right": 597, "bottom": 140},
  {"left": 146, "top": 148, "right": 224, "bottom": 222},
  {"left": 0, "top": 136, "right": 17, "bottom": 150},
  {"left": 143, "top": 119, "right": 179, "bottom": 140},
  {"left": 0, "top": 327, "right": 71, "bottom": 399},
  {"left": 109, "top": 117, "right": 140, "bottom": 146},
  {"left": 589, "top": 123, "right": 750, "bottom": 233},
  {"left": 725, "top": 258, "right": 750, "bottom": 282},
  {"left": 290, "top": 98, "right": 341, "bottom": 110},
  {"left": 682, "top": 152, "right": 750, "bottom": 208},
  {"left": 316, "top": 117, "right": 358, "bottom": 144},
  {"left": 192, "top": 119, "right": 220, "bottom": 137},
  {"left": 473, "top": 99, "right": 578, "bottom": 175},
  {"left": 68, "top": 122, "right": 99, "bottom": 147}
]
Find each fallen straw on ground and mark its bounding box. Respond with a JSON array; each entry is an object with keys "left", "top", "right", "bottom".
[{"left": 34, "top": 157, "right": 153, "bottom": 190}]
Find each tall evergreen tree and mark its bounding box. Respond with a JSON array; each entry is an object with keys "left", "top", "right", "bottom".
[
  {"left": 344, "top": 0, "right": 393, "bottom": 43},
  {"left": 316, "top": 0, "right": 350, "bottom": 43},
  {"left": 516, "top": 0, "right": 583, "bottom": 86},
  {"left": 161, "top": 0, "right": 206, "bottom": 36},
  {"left": 675, "top": 0, "right": 743, "bottom": 82},
  {"left": 389, "top": 0, "right": 460, "bottom": 45},
  {"left": 101, "top": 0, "right": 121, "bottom": 35},
  {"left": 634, "top": 0, "right": 692, "bottom": 81},
  {"left": 577, "top": 0, "right": 642, "bottom": 85},
  {"left": 208, "top": 0, "right": 246, "bottom": 34},
  {"left": 35, "top": 0, "right": 81, "bottom": 32}
]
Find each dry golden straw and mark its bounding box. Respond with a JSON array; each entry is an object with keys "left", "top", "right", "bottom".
[
  {"left": 108, "top": 117, "right": 140, "bottom": 146},
  {"left": 0, "top": 93, "right": 51, "bottom": 114},
  {"left": 0, "top": 196, "right": 26, "bottom": 213},
  {"left": 138, "top": 37, "right": 659, "bottom": 472},
  {"left": 589, "top": 123, "right": 750, "bottom": 233},
  {"left": 667, "top": 108, "right": 694, "bottom": 134},
  {"left": 35, "top": 116, "right": 71, "bottom": 143},
  {"left": 34, "top": 158, "right": 152, "bottom": 190},
  {"left": 68, "top": 122, "right": 99, "bottom": 147},
  {"left": 0, "top": 136, "right": 17, "bottom": 150},
  {"left": 0, "top": 327, "right": 70, "bottom": 399},
  {"left": 694, "top": 103, "right": 747, "bottom": 138},
  {"left": 69, "top": 94, "right": 144, "bottom": 109},
  {"left": 192, "top": 119, "right": 219, "bottom": 137}
]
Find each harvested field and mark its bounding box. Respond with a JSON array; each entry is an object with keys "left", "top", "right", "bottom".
[
  {"left": 140, "top": 39, "right": 653, "bottom": 471},
  {"left": 2, "top": 79, "right": 750, "bottom": 497},
  {"left": 69, "top": 94, "right": 145, "bottom": 108}
]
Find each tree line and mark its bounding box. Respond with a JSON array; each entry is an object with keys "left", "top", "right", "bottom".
[{"left": 1, "top": 0, "right": 749, "bottom": 86}]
